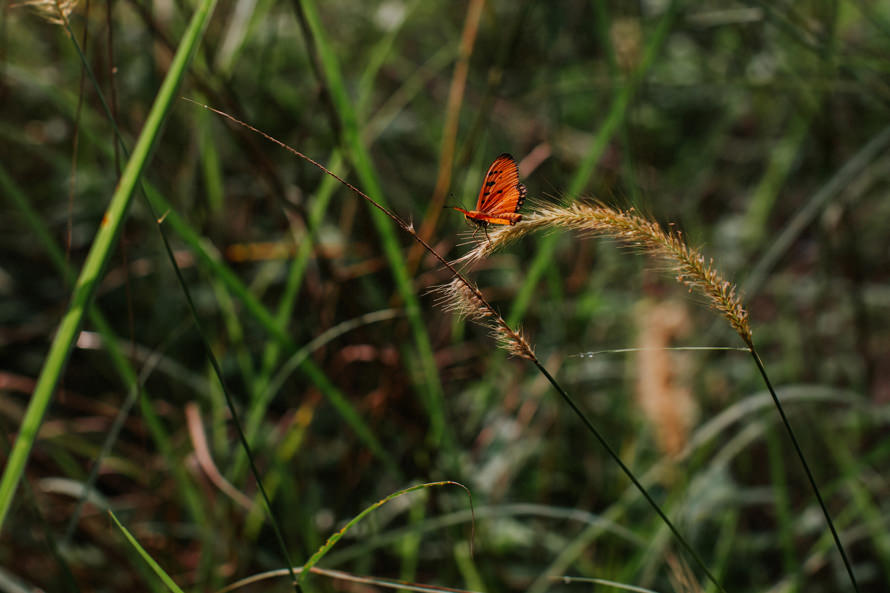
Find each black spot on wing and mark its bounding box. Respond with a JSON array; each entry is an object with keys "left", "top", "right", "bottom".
[{"left": 516, "top": 184, "right": 527, "bottom": 212}]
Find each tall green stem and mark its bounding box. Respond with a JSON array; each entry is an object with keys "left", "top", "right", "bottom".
[{"left": 0, "top": 0, "right": 218, "bottom": 531}]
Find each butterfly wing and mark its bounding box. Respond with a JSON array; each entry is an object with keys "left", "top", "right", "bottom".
[
  {"left": 475, "top": 154, "right": 526, "bottom": 218},
  {"left": 468, "top": 153, "right": 527, "bottom": 224},
  {"left": 450, "top": 153, "right": 526, "bottom": 226}
]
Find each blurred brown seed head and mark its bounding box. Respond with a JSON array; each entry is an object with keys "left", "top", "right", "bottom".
[
  {"left": 635, "top": 300, "right": 696, "bottom": 457},
  {"left": 610, "top": 18, "right": 642, "bottom": 72},
  {"left": 21, "top": 0, "right": 78, "bottom": 24}
]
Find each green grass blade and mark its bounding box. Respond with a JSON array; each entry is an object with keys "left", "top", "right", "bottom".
[
  {"left": 293, "top": 0, "right": 449, "bottom": 450},
  {"left": 550, "top": 576, "right": 659, "bottom": 593},
  {"left": 741, "top": 124, "right": 890, "bottom": 297},
  {"left": 299, "top": 481, "right": 474, "bottom": 587},
  {"left": 6, "top": 58, "right": 393, "bottom": 477},
  {"left": 0, "top": 0, "right": 217, "bottom": 531},
  {"left": 767, "top": 427, "right": 800, "bottom": 586},
  {"left": 355, "top": 0, "right": 421, "bottom": 117},
  {"left": 245, "top": 0, "right": 417, "bottom": 440},
  {"left": 198, "top": 107, "right": 225, "bottom": 213},
  {"left": 592, "top": 0, "right": 641, "bottom": 204},
  {"left": 108, "top": 511, "right": 187, "bottom": 593},
  {"left": 241, "top": 8, "right": 421, "bottom": 439},
  {"left": 244, "top": 151, "right": 344, "bottom": 455},
  {"left": 142, "top": 182, "right": 397, "bottom": 474},
  {"left": 1, "top": 162, "right": 210, "bottom": 535},
  {"left": 243, "top": 4, "right": 425, "bottom": 467}
]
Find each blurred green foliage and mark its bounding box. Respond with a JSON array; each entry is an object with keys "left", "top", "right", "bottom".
[{"left": 2, "top": 0, "right": 890, "bottom": 591}]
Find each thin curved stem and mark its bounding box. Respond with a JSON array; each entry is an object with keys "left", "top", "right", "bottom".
[
  {"left": 532, "top": 361, "right": 727, "bottom": 593},
  {"left": 748, "top": 346, "right": 859, "bottom": 592}
]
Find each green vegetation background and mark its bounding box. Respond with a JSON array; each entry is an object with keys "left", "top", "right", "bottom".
[{"left": 1, "top": 0, "right": 889, "bottom": 591}]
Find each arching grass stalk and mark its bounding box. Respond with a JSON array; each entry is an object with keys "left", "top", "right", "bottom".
[
  {"left": 221, "top": 567, "right": 656, "bottom": 593},
  {"left": 298, "top": 481, "right": 474, "bottom": 588},
  {"left": 464, "top": 201, "right": 858, "bottom": 592},
  {"left": 190, "top": 101, "right": 727, "bottom": 593},
  {"left": 115, "top": 480, "right": 472, "bottom": 593}
]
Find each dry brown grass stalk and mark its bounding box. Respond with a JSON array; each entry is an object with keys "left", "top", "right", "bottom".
[{"left": 459, "top": 202, "right": 752, "bottom": 345}]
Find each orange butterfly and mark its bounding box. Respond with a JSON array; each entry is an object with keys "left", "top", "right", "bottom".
[{"left": 450, "top": 153, "right": 526, "bottom": 238}]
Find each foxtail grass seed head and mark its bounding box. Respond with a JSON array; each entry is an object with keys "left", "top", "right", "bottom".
[
  {"left": 432, "top": 278, "right": 492, "bottom": 322},
  {"left": 459, "top": 202, "right": 752, "bottom": 345},
  {"left": 496, "top": 324, "right": 535, "bottom": 361},
  {"left": 431, "top": 278, "right": 535, "bottom": 360}
]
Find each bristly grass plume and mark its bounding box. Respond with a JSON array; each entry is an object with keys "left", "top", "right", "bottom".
[
  {"left": 457, "top": 201, "right": 752, "bottom": 346},
  {"left": 431, "top": 277, "right": 534, "bottom": 360}
]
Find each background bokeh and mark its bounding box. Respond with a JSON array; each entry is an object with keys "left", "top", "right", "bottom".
[{"left": 2, "top": 1, "right": 890, "bottom": 591}]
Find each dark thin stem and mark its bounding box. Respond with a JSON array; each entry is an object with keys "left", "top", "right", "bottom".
[
  {"left": 532, "top": 361, "right": 727, "bottom": 593},
  {"left": 66, "top": 0, "right": 89, "bottom": 258},
  {"left": 106, "top": 0, "right": 120, "bottom": 172},
  {"left": 184, "top": 101, "right": 475, "bottom": 286},
  {"left": 62, "top": 325, "right": 188, "bottom": 543},
  {"left": 3, "top": 445, "right": 81, "bottom": 593},
  {"left": 748, "top": 346, "right": 859, "bottom": 592},
  {"left": 156, "top": 222, "right": 300, "bottom": 590}
]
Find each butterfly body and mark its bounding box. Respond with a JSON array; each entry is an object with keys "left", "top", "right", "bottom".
[
  {"left": 450, "top": 153, "right": 526, "bottom": 230},
  {"left": 450, "top": 207, "right": 523, "bottom": 227}
]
